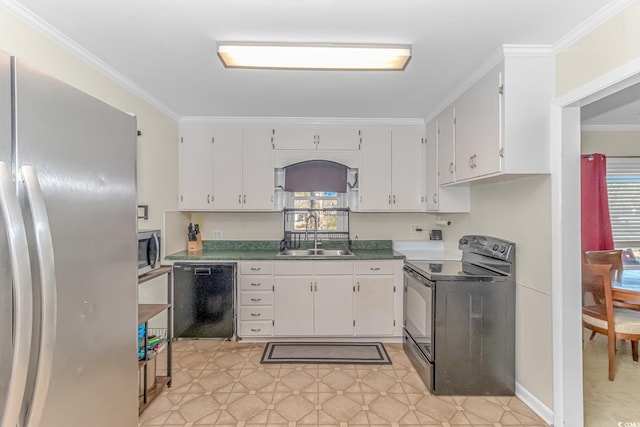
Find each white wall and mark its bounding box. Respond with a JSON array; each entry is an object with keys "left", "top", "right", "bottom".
[
  {"left": 191, "top": 211, "right": 441, "bottom": 242},
  {"left": 581, "top": 130, "right": 640, "bottom": 155},
  {"left": 556, "top": 1, "right": 640, "bottom": 96},
  {"left": 443, "top": 176, "right": 554, "bottom": 409},
  {"left": 0, "top": 8, "right": 179, "bottom": 231}
]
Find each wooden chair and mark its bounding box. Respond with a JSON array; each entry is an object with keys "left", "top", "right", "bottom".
[
  {"left": 584, "top": 249, "right": 623, "bottom": 283},
  {"left": 582, "top": 263, "right": 640, "bottom": 381}
]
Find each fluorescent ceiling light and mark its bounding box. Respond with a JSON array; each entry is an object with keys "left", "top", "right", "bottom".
[{"left": 217, "top": 42, "right": 411, "bottom": 71}]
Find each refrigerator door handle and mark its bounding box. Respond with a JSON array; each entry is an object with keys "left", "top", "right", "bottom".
[
  {"left": 21, "top": 165, "right": 57, "bottom": 427},
  {"left": 0, "top": 162, "right": 33, "bottom": 427}
]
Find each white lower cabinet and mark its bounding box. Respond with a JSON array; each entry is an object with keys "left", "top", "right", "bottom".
[
  {"left": 273, "top": 261, "right": 354, "bottom": 336},
  {"left": 238, "top": 262, "right": 274, "bottom": 337},
  {"left": 354, "top": 261, "right": 397, "bottom": 336},
  {"left": 238, "top": 259, "right": 402, "bottom": 339},
  {"left": 272, "top": 260, "right": 402, "bottom": 337}
]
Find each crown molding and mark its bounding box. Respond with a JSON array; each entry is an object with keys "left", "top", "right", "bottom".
[
  {"left": 553, "top": 0, "right": 638, "bottom": 54},
  {"left": 425, "top": 45, "right": 552, "bottom": 123},
  {"left": 581, "top": 124, "right": 640, "bottom": 132},
  {"left": 179, "top": 116, "right": 425, "bottom": 127},
  {"left": 0, "top": 0, "right": 179, "bottom": 121}
]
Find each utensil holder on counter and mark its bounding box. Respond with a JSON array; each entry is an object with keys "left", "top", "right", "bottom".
[{"left": 187, "top": 234, "right": 202, "bottom": 253}]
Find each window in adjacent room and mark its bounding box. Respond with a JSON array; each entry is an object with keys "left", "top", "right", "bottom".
[{"left": 606, "top": 156, "right": 640, "bottom": 266}]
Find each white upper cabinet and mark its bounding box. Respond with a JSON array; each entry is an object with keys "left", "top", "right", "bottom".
[
  {"left": 242, "top": 128, "right": 276, "bottom": 210},
  {"left": 437, "top": 48, "right": 553, "bottom": 185},
  {"left": 454, "top": 65, "right": 502, "bottom": 181},
  {"left": 178, "top": 123, "right": 214, "bottom": 210},
  {"left": 212, "top": 127, "right": 274, "bottom": 211},
  {"left": 436, "top": 106, "right": 456, "bottom": 186},
  {"left": 391, "top": 127, "right": 425, "bottom": 211},
  {"left": 359, "top": 126, "right": 425, "bottom": 212},
  {"left": 179, "top": 123, "right": 275, "bottom": 211},
  {"left": 359, "top": 128, "right": 392, "bottom": 211},
  {"left": 426, "top": 119, "right": 470, "bottom": 213},
  {"left": 210, "top": 126, "right": 243, "bottom": 209},
  {"left": 272, "top": 126, "right": 360, "bottom": 150}
]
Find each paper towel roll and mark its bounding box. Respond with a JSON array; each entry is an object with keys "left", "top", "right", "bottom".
[{"left": 435, "top": 219, "right": 451, "bottom": 226}]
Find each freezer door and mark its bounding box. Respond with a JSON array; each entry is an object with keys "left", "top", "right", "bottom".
[
  {"left": 14, "top": 58, "right": 138, "bottom": 427},
  {"left": 0, "top": 50, "right": 15, "bottom": 427}
]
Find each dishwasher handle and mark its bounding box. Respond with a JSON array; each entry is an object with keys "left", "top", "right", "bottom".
[{"left": 194, "top": 267, "right": 212, "bottom": 275}]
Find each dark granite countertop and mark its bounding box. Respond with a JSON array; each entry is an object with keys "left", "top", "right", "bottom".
[{"left": 165, "top": 240, "right": 405, "bottom": 261}]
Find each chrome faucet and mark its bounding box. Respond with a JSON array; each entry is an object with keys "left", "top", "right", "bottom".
[{"left": 305, "top": 212, "right": 319, "bottom": 252}]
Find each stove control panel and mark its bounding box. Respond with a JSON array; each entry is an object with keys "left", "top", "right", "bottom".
[{"left": 458, "top": 235, "right": 515, "bottom": 262}]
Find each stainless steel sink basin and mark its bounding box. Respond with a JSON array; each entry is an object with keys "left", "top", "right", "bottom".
[{"left": 277, "top": 248, "right": 355, "bottom": 257}]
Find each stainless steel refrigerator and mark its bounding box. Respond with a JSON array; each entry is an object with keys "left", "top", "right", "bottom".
[{"left": 0, "top": 50, "right": 138, "bottom": 426}]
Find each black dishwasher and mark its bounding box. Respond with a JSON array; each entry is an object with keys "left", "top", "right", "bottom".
[{"left": 173, "top": 263, "right": 236, "bottom": 338}]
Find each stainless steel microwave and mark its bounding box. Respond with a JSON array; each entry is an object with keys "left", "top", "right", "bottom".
[{"left": 138, "top": 229, "right": 161, "bottom": 276}]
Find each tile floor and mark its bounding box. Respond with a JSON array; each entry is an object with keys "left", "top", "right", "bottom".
[
  {"left": 583, "top": 332, "right": 640, "bottom": 426},
  {"left": 139, "top": 340, "right": 548, "bottom": 426}
]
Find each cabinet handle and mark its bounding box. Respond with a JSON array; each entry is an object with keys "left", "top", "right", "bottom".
[
  {"left": 243, "top": 194, "right": 247, "bottom": 204},
  {"left": 238, "top": 194, "right": 242, "bottom": 204},
  {"left": 432, "top": 194, "right": 438, "bottom": 203},
  {"left": 250, "top": 282, "right": 261, "bottom": 286},
  {"left": 370, "top": 267, "right": 381, "bottom": 271},
  {"left": 250, "top": 298, "right": 261, "bottom": 302},
  {"left": 250, "top": 313, "right": 261, "bottom": 317},
  {"left": 393, "top": 195, "right": 396, "bottom": 204},
  {"left": 468, "top": 156, "right": 473, "bottom": 168},
  {"left": 449, "top": 162, "right": 454, "bottom": 174},
  {"left": 207, "top": 194, "right": 210, "bottom": 203},
  {"left": 315, "top": 282, "right": 317, "bottom": 292},
  {"left": 310, "top": 282, "right": 313, "bottom": 292},
  {"left": 250, "top": 267, "right": 261, "bottom": 271},
  {"left": 250, "top": 328, "right": 262, "bottom": 332},
  {"left": 388, "top": 195, "right": 391, "bottom": 205}
]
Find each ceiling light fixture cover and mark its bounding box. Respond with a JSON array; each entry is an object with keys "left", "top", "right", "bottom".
[{"left": 217, "top": 42, "right": 411, "bottom": 71}]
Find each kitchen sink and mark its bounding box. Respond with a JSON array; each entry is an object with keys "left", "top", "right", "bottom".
[{"left": 277, "top": 248, "right": 355, "bottom": 257}]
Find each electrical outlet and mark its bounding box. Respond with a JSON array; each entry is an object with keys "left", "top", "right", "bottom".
[{"left": 212, "top": 230, "right": 223, "bottom": 240}]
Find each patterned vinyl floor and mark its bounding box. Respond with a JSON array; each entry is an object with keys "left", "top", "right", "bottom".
[{"left": 138, "top": 340, "right": 548, "bottom": 426}]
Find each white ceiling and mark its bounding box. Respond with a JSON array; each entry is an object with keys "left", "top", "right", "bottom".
[{"left": 6, "top": 0, "right": 625, "bottom": 120}]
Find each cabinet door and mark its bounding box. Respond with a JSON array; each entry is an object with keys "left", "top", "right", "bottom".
[
  {"left": 242, "top": 128, "right": 274, "bottom": 210},
  {"left": 273, "top": 277, "right": 314, "bottom": 336},
  {"left": 354, "top": 277, "right": 395, "bottom": 336},
  {"left": 425, "top": 120, "right": 439, "bottom": 211},
  {"left": 272, "top": 127, "right": 316, "bottom": 150},
  {"left": 455, "top": 68, "right": 502, "bottom": 181},
  {"left": 426, "top": 120, "right": 471, "bottom": 213},
  {"left": 437, "top": 106, "right": 456, "bottom": 185},
  {"left": 359, "top": 128, "right": 392, "bottom": 211},
  {"left": 314, "top": 277, "right": 354, "bottom": 336},
  {"left": 179, "top": 124, "right": 214, "bottom": 210},
  {"left": 211, "top": 126, "right": 243, "bottom": 209},
  {"left": 317, "top": 128, "right": 360, "bottom": 150},
  {"left": 391, "top": 127, "right": 425, "bottom": 211}
]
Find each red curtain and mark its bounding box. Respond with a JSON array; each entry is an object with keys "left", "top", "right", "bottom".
[{"left": 581, "top": 153, "right": 614, "bottom": 252}]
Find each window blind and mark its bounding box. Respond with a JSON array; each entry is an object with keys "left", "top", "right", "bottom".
[{"left": 606, "top": 157, "right": 640, "bottom": 247}]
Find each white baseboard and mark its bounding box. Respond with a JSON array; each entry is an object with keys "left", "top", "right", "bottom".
[{"left": 516, "top": 382, "right": 554, "bottom": 426}]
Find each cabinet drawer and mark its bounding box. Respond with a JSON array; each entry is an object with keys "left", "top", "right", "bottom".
[
  {"left": 273, "top": 261, "right": 313, "bottom": 275},
  {"left": 239, "top": 261, "right": 273, "bottom": 275},
  {"left": 314, "top": 261, "right": 354, "bottom": 275},
  {"left": 239, "top": 321, "right": 273, "bottom": 336},
  {"left": 240, "top": 291, "right": 273, "bottom": 306},
  {"left": 355, "top": 262, "right": 394, "bottom": 275},
  {"left": 239, "top": 306, "right": 273, "bottom": 321},
  {"left": 239, "top": 276, "right": 273, "bottom": 291}
]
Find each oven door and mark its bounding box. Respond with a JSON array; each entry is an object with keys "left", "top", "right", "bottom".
[{"left": 403, "top": 265, "right": 434, "bottom": 362}]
